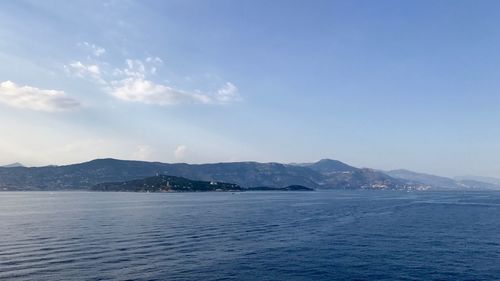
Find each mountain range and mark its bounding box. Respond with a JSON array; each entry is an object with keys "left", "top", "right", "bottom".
[
  {"left": 384, "top": 169, "right": 500, "bottom": 190},
  {"left": 0, "top": 158, "right": 498, "bottom": 191}
]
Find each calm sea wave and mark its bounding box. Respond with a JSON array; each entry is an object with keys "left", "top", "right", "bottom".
[{"left": 0, "top": 190, "right": 499, "bottom": 280}]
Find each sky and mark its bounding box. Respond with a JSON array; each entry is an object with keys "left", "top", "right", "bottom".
[{"left": 1, "top": 0, "right": 500, "bottom": 177}]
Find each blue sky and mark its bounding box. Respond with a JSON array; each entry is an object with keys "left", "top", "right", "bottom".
[{"left": 1, "top": 0, "right": 500, "bottom": 177}]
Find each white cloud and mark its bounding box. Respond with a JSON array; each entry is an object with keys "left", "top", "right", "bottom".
[
  {"left": 0, "top": 81, "right": 80, "bottom": 112},
  {"left": 79, "top": 42, "right": 106, "bottom": 57},
  {"left": 174, "top": 145, "right": 188, "bottom": 160},
  {"left": 67, "top": 61, "right": 105, "bottom": 83},
  {"left": 215, "top": 82, "right": 240, "bottom": 103},
  {"left": 108, "top": 60, "right": 240, "bottom": 105},
  {"left": 146, "top": 56, "right": 163, "bottom": 64},
  {"left": 133, "top": 144, "right": 153, "bottom": 160},
  {"left": 112, "top": 59, "right": 155, "bottom": 78},
  {"left": 70, "top": 61, "right": 100, "bottom": 75},
  {"left": 108, "top": 77, "right": 212, "bottom": 105},
  {"left": 64, "top": 61, "right": 108, "bottom": 85},
  {"left": 67, "top": 49, "right": 240, "bottom": 106},
  {"left": 116, "top": 59, "right": 150, "bottom": 78}
]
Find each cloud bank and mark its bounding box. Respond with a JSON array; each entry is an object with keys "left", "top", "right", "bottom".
[
  {"left": 66, "top": 46, "right": 241, "bottom": 106},
  {"left": 108, "top": 58, "right": 240, "bottom": 105},
  {"left": 0, "top": 81, "right": 80, "bottom": 112},
  {"left": 109, "top": 77, "right": 213, "bottom": 105}
]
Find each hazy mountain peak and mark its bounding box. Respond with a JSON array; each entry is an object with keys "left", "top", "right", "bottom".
[
  {"left": 308, "top": 159, "right": 358, "bottom": 173},
  {"left": 385, "top": 169, "right": 500, "bottom": 190},
  {"left": 455, "top": 175, "right": 500, "bottom": 186},
  {"left": 316, "top": 159, "right": 345, "bottom": 165},
  {"left": 1, "top": 162, "right": 24, "bottom": 168}
]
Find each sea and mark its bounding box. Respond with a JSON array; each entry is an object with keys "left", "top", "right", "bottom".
[{"left": 0, "top": 190, "right": 499, "bottom": 280}]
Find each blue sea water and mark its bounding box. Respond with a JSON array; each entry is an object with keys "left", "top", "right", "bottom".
[{"left": 0, "top": 190, "right": 499, "bottom": 281}]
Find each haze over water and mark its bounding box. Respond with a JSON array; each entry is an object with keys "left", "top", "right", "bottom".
[{"left": 1, "top": 191, "right": 499, "bottom": 280}]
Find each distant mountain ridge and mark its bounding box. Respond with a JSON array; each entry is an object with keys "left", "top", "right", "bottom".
[
  {"left": 385, "top": 169, "right": 500, "bottom": 190},
  {"left": 455, "top": 175, "right": 500, "bottom": 186},
  {"left": 1, "top": 162, "right": 24, "bottom": 168},
  {"left": 0, "top": 158, "right": 415, "bottom": 191},
  {"left": 0, "top": 158, "right": 497, "bottom": 191},
  {"left": 385, "top": 169, "right": 459, "bottom": 189}
]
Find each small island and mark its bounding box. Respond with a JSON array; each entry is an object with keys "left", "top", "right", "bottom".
[
  {"left": 246, "top": 185, "right": 314, "bottom": 191},
  {"left": 92, "top": 175, "right": 242, "bottom": 192},
  {"left": 91, "top": 175, "right": 314, "bottom": 192}
]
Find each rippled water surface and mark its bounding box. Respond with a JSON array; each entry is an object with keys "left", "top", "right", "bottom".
[{"left": 1, "top": 191, "right": 500, "bottom": 280}]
